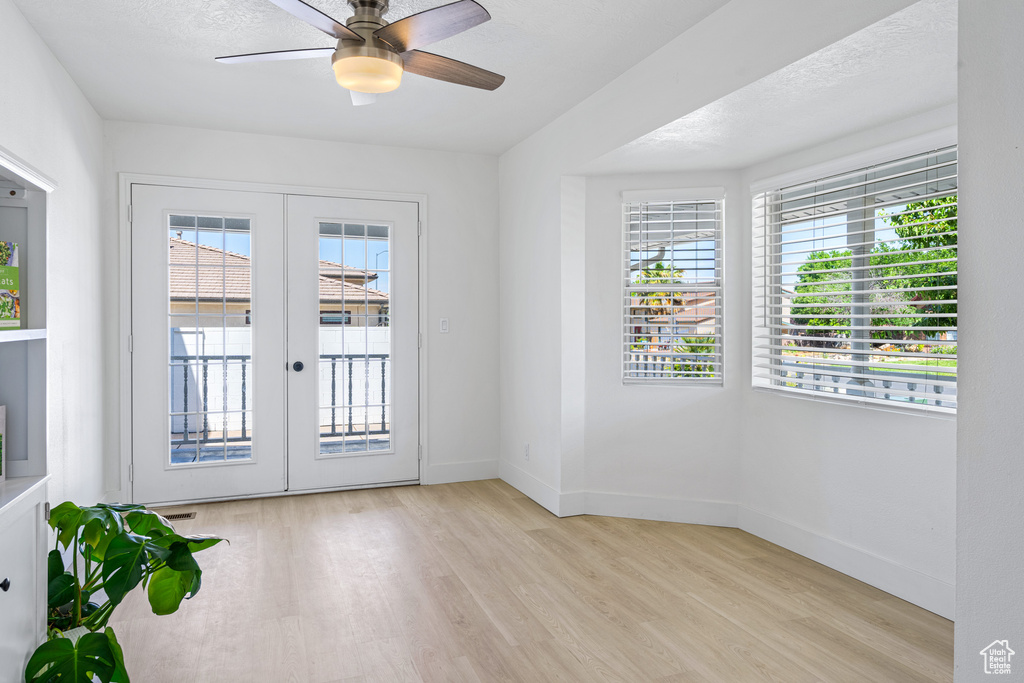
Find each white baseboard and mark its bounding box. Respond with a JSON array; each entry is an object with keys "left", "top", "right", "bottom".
[
  {"left": 585, "top": 491, "right": 738, "bottom": 527},
  {"left": 499, "top": 461, "right": 565, "bottom": 516},
  {"left": 560, "top": 490, "right": 586, "bottom": 517},
  {"left": 421, "top": 459, "right": 499, "bottom": 485},
  {"left": 738, "top": 506, "right": 955, "bottom": 620},
  {"left": 498, "top": 469, "right": 737, "bottom": 525}
]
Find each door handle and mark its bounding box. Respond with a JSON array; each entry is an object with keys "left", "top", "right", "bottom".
[
  {"left": 292, "top": 361, "right": 304, "bottom": 372},
  {"left": 0, "top": 577, "right": 10, "bottom": 592}
]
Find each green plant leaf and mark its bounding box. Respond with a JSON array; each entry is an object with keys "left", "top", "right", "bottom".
[
  {"left": 24, "top": 630, "right": 123, "bottom": 683},
  {"left": 167, "top": 543, "right": 204, "bottom": 595},
  {"left": 78, "top": 508, "right": 125, "bottom": 550},
  {"left": 100, "top": 533, "right": 153, "bottom": 607},
  {"left": 87, "top": 529, "right": 118, "bottom": 563},
  {"left": 146, "top": 565, "right": 193, "bottom": 616},
  {"left": 81, "top": 519, "right": 104, "bottom": 550},
  {"left": 151, "top": 532, "right": 225, "bottom": 554},
  {"left": 48, "top": 503, "right": 83, "bottom": 550},
  {"left": 47, "top": 550, "right": 65, "bottom": 584},
  {"left": 50, "top": 504, "right": 126, "bottom": 555},
  {"left": 124, "top": 510, "right": 175, "bottom": 538},
  {"left": 95, "top": 503, "right": 145, "bottom": 514},
  {"left": 103, "top": 628, "right": 130, "bottom": 683},
  {"left": 165, "top": 543, "right": 201, "bottom": 572},
  {"left": 47, "top": 573, "right": 77, "bottom": 611}
]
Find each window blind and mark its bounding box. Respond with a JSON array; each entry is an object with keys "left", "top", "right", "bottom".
[
  {"left": 752, "top": 146, "right": 957, "bottom": 412},
  {"left": 624, "top": 199, "right": 723, "bottom": 384}
]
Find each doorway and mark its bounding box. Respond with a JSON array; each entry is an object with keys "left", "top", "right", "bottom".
[{"left": 130, "top": 184, "right": 419, "bottom": 504}]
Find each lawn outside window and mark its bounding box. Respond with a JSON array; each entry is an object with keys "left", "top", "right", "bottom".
[
  {"left": 752, "top": 146, "right": 958, "bottom": 413},
  {"left": 623, "top": 189, "right": 724, "bottom": 385}
]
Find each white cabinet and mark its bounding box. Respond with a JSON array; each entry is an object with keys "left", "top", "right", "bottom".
[
  {"left": 0, "top": 150, "right": 52, "bottom": 676},
  {"left": 0, "top": 479, "right": 47, "bottom": 680}
]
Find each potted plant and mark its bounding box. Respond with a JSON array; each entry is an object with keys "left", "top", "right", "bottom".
[{"left": 24, "top": 502, "right": 225, "bottom": 682}]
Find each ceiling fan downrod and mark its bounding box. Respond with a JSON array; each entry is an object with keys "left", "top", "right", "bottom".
[{"left": 346, "top": 0, "right": 390, "bottom": 23}]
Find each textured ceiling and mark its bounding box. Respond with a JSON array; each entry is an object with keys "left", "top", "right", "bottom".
[
  {"left": 580, "top": 0, "right": 957, "bottom": 175},
  {"left": 11, "top": 0, "right": 729, "bottom": 154}
]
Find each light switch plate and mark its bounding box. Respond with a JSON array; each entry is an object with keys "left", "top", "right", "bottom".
[{"left": 440, "top": 318, "right": 449, "bottom": 334}]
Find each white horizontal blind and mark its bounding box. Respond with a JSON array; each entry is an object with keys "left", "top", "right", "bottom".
[
  {"left": 752, "top": 146, "right": 957, "bottom": 412},
  {"left": 624, "top": 199, "right": 723, "bottom": 384}
]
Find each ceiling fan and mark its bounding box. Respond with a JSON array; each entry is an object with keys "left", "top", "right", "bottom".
[{"left": 217, "top": 0, "right": 505, "bottom": 105}]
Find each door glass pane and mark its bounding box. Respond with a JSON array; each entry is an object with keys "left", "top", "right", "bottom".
[
  {"left": 318, "top": 222, "right": 391, "bottom": 455},
  {"left": 168, "top": 216, "right": 253, "bottom": 465}
]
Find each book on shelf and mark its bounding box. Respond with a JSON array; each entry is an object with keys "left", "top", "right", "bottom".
[{"left": 0, "top": 241, "right": 19, "bottom": 330}]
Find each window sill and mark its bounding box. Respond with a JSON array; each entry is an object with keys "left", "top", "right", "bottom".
[
  {"left": 624, "top": 378, "right": 724, "bottom": 388},
  {"left": 751, "top": 384, "right": 956, "bottom": 419}
]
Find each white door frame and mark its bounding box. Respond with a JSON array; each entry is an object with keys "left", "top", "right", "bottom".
[{"left": 117, "top": 173, "right": 430, "bottom": 504}]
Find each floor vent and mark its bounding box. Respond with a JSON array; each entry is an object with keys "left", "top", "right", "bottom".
[{"left": 164, "top": 512, "right": 196, "bottom": 521}]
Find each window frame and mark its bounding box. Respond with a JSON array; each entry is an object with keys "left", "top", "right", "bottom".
[
  {"left": 751, "top": 141, "right": 958, "bottom": 416},
  {"left": 622, "top": 188, "right": 726, "bottom": 387}
]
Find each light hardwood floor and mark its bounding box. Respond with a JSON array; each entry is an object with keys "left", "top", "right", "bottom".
[{"left": 109, "top": 480, "right": 953, "bottom": 682}]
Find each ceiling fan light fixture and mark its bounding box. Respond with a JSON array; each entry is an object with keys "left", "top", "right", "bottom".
[{"left": 333, "top": 49, "right": 403, "bottom": 94}]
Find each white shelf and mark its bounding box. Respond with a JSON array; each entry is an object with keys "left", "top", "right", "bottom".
[
  {"left": 0, "top": 329, "right": 46, "bottom": 343},
  {"left": 0, "top": 475, "right": 48, "bottom": 513}
]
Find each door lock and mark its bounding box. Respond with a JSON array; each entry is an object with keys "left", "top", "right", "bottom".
[{"left": 292, "top": 361, "right": 304, "bottom": 372}]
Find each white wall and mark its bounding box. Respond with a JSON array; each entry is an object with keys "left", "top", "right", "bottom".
[
  {"left": 735, "top": 117, "right": 959, "bottom": 619},
  {"left": 104, "top": 121, "right": 500, "bottom": 489},
  {"left": 0, "top": 0, "right": 107, "bottom": 506},
  {"left": 956, "top": 1, "right": 1024, "bottom": 678},
  {"left": 582, "top": 172, "right": 742, "bottom": 524},
  {"left": 576, "top": 123, "right": 959, "bottom": 620},
  {"left": 498, "top": 0, "right": 915, "bottom": 515}
]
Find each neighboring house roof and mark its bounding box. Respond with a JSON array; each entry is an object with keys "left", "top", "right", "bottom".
[
  {"left": 319, "top": 261, "right": 379, "bottom": 283},
  {"left": 168, "top": 238, "right": 388, "bottom": 305},
  {"left": 630, "top": 292, "right": 718, "bottom": 328}
]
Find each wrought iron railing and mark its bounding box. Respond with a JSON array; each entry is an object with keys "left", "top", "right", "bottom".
[
  {"left": 171, "top": 353, "right": 389, "bottom": 445},
  {"left": 321, "top": 353, "right": 389, "bottom": 437},
  {"left": 171, "top": 354, "right": 250, "bottom": 445}
]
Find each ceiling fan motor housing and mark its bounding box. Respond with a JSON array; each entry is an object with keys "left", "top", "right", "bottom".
[
  {"left": 333, "top": 0, "right": 402, "bottom": 93},
  {"left": 332, "top": 43, "right": 403, "bottom": 71},
  {"left": 338, "top": 0, "right": 398, "bottom": 55}
]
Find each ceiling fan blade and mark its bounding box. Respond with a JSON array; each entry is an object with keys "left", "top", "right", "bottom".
[
  {"left": 350, "top": 90, "right": 378, "bottom": 106},
  {"left": 216, "top": 47, "right": 336, "bottom": 64},
  {"left": 401, "top": 50, "right": 505, "bottom": 90},
  {"left": 375, "top": 0, "right": 490, "bottom": 53},
  {"left": 266, "top": 0, "right": 364, "bottom": 41}
]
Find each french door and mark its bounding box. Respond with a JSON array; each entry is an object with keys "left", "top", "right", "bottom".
[
  {"left": 285, "top": 194, "right": 419, "bottom": 490},
  {"left": 130, "top": 184, "right": 419, "bottom": 504}
]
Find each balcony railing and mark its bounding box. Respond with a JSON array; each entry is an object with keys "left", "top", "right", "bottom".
[
  {"left": 322, "top": 353, "right": 389, "bottom": 438},
  {"left": 170, "top": 353, "right": 389, "bottom": 447}
]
